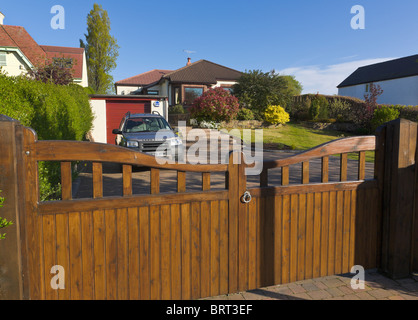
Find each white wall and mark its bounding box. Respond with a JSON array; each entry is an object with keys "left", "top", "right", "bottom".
[
  {"left": 212, "top": 81, "right": 237, "bottom": 88},
  {"left": 116, "top": 85, "right": 143, "bottom": 95},
  {"left": 338, "top": 75, "right": 418, "bottom": 106},
  {"left": 89, "top": 99, "right": 107, "bottom": 144},
  {"left": 0, "top": 50, "right": 31, "bottom": 76}
]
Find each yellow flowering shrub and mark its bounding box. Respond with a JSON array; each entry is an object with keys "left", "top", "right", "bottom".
[{"left": 264, "top": 105, "right": 290, "bottom": 125}]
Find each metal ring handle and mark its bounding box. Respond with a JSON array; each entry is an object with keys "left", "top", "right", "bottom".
[{"left": 241, "top": 191, "right": 252, "bottom": 204}]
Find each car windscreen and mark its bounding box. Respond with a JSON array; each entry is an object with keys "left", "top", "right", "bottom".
[{"left": 123, "top": 117, "right": 172, "bottom": 133}]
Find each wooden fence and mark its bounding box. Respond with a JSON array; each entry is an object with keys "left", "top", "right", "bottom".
[{"left": 0, "top": 115, "right": 417, "bottom": 300}]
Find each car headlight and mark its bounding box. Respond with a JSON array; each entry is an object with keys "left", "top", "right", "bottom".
[
  {"left": 127, "top": 140, "right": 139, "bottom": 148},
  {"left": 170, "top": 138, "right": 183, "bottom": 146}
]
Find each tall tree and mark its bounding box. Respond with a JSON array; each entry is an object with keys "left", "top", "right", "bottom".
[{"left": 80, "top": 3, "right": 119, "bottom": 94}]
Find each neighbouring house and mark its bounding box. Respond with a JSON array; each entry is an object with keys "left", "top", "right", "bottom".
[
  {"left": 115, "top": 58, "right": 242, "bottom": 107},
  {"left": 0, "top": 12, "right": 88, "bottom": 87},
  {"left": 337, "top": 54, "right": 418, "bottom": 106}
]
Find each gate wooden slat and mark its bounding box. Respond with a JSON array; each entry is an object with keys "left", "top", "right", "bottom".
[
  {"left": 302, "top": 162, "right": 309, "bottom": 184},
  {"left": 248, "top": 197, "right": 257, "bottom": 289},
  {"left": 117, "top": 208, "right": 129, "bottom": 300},
  {"left": 281, "top": 194, "right": 290, "bottom": 284},
  {"left": 93, "top": 163, "right": 103, "bottom": 199},
  {"left": 139, "top": 206, "right": 150, "bottom": 300},
  {"left": 150, "top": 169, "right": 160, "bottom": 195},
  {"left": 210, "top": 200, "right": 220, "bottom": 297},
  {"left": 313, "top": 193, "right": 322, "bottom": 278},
  {"left": 177, "top": 171, "right": 186, "bottom": 193},
  {"left": 342, "top": 191, "right": 351, "bottom": 272},
  {"left": 358, "top": 151, "right": 366, "bottom": 180},
  {"left": 105, "top": 209, "right": 118, "bottom": 300},
  {"left": 160, "top": 205, "right": 171, "bottom": 300},
  {"left": 150, "top": 205, "right": 161, "bottom": 300},
  {"left": 201, "top": 201, "right": 211, "bottom": 298},
  {"left": 327, "top": 191, "right": 337, "bottom": 276},
  {"left": 170, "top": 204, "right": 182, "bottom": 300},
  {"left": 322, "top": 156, "right": 329, "bottom": 183},
  {"left": 297, "top": 194, "right": 306, "bottom": 281},
  {"left": 305, "top": 193, "right": 314, "bottom": 280},
  {"left": 56, "top": 213, "right": 70, "bottom": 300},
  {"left": 340, "top": 154, "right": 348, "bottom": 182},
  {"left": 202, "top": 173, "right": 211, "bottom": 191},
  {"left": 181, "top": 203, "right": 191, "bottom": 300},
  {"left": 123, "top": 165, "right": 132, "bottom": 196},
  {"left": 282, "top": 166, "right": 289, "bottom": 186},
  {"left": 219, "top": 200, "right": 229, "bottom": 295},
  {"left": 290, "top": 194, "right": 298, "bottom": 283},
  {"left": 127, "top": 207, "right": 140, "bottom": 300},
  {"left": 335, "top": 191, "right": 344, "bottom": 274},
  {"left": 93, "top": 210, "right": 105, "bottom": 300},
  {"left": 61, "top": 162, "right": 72, "bottom": 200},
  {"left": 191, "top": 201, "right": 201, "bottom": 300},
  {"left": 81, "top": 211, "right": 94, "bottom": 300},
  {"left": 69, "top": 212, "right": 82, "bottom": 300},
  {"left": 320, "top": 192, "right": 329, "bottom": 277},
  {"left": 42, "top": 215, "right": 57, "bottom": 300},
  {"left": 273, "top": 195, "right": 282, "bottom": 285}
]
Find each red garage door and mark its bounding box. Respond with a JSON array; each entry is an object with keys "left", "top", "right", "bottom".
[{"left": 106, "top": 100, "right": 151, "bottom": 144}]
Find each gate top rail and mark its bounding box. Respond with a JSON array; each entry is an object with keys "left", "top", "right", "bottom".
[
  {"left": 263, "top": 136, "right": 376, "bottom": 170},
  {"left": 33, "top": 140, "right": 228, "bottom": 173}
]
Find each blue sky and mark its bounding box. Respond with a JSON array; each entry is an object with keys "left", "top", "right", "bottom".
[{"left": 1, "top": 0, "right": 418, "bottom": 94}]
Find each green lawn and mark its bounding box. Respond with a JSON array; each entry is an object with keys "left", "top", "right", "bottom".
[{"left": 222, "top": 122, "right": 375, "bottom": 162}]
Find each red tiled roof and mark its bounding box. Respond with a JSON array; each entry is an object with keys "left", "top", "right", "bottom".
[
  {"left": 116, "top": 69, "right": 173, "bottom": 86},
  {"left": 0, "top": 25, "right": 85, "bottom": 79},
  {"left": 41, "top": 45, "right": 84, "bottom": 79},
  {"left": 0, "top": 25, "right": 47, "bottom": 65}
]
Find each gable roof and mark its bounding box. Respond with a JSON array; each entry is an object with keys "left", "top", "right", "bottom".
[
  {"left": 40, "top": 45, "right": 85, "bottom": 79},
  {"left": 115, "top": 69, "right": 173, "bottom": 86},
  {"left": 162, "top": 59, "right": 242, "bottom": 84},
  {"left": 0, "top": 25, "right": 47, "bottom": 66},
  {"left": 337, "top": 54, "right": 418, "bottom": 88},
  {"left": 0, "top": 24, "right": 86, "bottom": 81}
]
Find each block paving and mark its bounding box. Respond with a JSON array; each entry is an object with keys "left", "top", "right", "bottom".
[{"left": 203, "top": 270, "right": 418, "bottom": 301}]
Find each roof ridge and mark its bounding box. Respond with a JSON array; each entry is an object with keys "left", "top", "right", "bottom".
[
  {"left": 116, "top": 69, "right": 173, "bottom": 84},
  {"left": 163, "top": 59, "right": 205, "bottom": 78},
  {"left": 0, "top": 25, "right": 19, "bottom": 48}
]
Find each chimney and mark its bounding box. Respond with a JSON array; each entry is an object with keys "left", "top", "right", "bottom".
[
  {"left": 187, "top": 57, "right": 191, "bottom": 66},
  {"left": 0, "top": 12, "right": 4, "bottom": 25}
]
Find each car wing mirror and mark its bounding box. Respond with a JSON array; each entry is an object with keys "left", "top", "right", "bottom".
[{"left": 112, "top": 129, "right": 122, "bottom": 135}]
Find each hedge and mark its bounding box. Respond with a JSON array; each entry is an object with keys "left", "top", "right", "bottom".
[{"left": 0, "top": 73, "right": 94, "bottom": 200}]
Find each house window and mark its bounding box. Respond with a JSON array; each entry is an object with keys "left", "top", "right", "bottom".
[
  {"left": 53, "top": 57, "right": 73, "bottom": 68},
  {"left": 365, "top": 84, "right": 370, "bottom": 93},
  {"left": 174, "top": 87, "right": 180, "bottom": 104},
  {"left": 0, "top": 52, "right": 6, "bottom": 66},
  {"left": 184, "top": 87, "right": 204, "bottom": 105}
]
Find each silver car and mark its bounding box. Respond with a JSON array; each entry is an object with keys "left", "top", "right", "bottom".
[{"left": 112, "top": 112, "right": 184, "bottom": 162}]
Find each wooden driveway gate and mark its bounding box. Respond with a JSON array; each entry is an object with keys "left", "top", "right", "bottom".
[{"left": 1, "top": 115, "right": 417, "bottom": 300}]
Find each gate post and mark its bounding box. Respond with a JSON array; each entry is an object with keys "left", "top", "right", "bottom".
[
  {"left": 0, "top": 115, "right": 26, "bottom": 299},
  {"left": 379, "top": 118, "right": 417, "bottom": 279}
]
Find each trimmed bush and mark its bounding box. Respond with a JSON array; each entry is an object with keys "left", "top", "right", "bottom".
[
  {"left": 264, "top": 105, "right": 290, "bottom": 125},
  {"left": 190, "top": 87, "right": 239, "bottom": 123},
  {"left": 309, "top": 94, "right": 329, "bottom": 121},
  {"left": 0, "top": 73, "right": 93, "bottom": 200},
  {"left": 236, "top": 108, "right": 255, "bottom": 121},
  {"left": 169, "top": 104, "right": 185, "bottom": 114},
  {"left": 371, "top": 105, "right": 400, "bottom": 131}
]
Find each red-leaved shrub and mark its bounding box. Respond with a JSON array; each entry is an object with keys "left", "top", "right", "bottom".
[{"left": 190, "top": 87, "right": 240, "bottom": 123}]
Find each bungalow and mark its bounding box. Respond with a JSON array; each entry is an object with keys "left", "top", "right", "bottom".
[
  {"left": 337, "top": 54, "right": 418, "bottom": 106},
  {"left": 0, "top": 12, "right": 88, "bottom": 87},
  {"left": 115, "top": 58, "right": 242, "bottom": 107}
]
